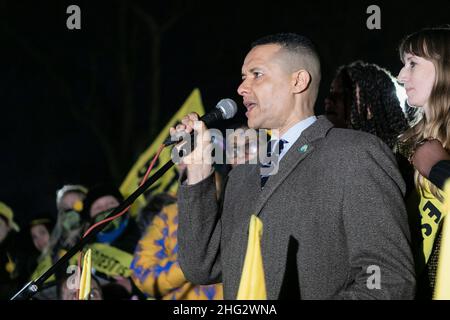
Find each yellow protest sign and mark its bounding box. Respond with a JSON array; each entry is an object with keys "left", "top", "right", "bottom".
[
  {"left": 31, "top": 243, "right": 134, "bottom": 284},
  {"left": 120, "top": 88, "right": 205, "bottom": 216},
  {"left": 70, "top": 243, "right": 134, "bottom": 278}
]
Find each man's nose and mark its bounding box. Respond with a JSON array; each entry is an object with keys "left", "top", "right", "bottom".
[{"left": 237, "top": 80, "right": 249, "bottom": 96}]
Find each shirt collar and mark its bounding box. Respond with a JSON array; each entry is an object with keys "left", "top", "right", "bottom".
[
  {"left": 271, "top": 116, "right": 317, "bottom": 145},
  {"left": 269, "top": 116, "right": 317, "bottom": 160},
  {"left": 282, "top": 116, "right": 317, "bottom": 145}
]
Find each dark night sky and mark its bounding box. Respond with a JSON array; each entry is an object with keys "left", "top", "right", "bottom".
[{"left": 1, "top": 0, "right": 449, "bottom": 229}]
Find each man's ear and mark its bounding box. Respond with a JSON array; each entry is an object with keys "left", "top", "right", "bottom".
[{"left": 292, "top": 69, "right": 311, "bottom": 93}]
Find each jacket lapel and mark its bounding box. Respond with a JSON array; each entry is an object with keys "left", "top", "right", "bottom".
[{"left": 228, "top": 117, "right": 334, "bottom": 298}]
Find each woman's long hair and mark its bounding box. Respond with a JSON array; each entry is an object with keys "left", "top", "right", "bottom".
[
  {"left": 398, "top": 26, "right": 450, "bottom": 201},
  {"left": 336, "top": 61, "right": 409, "bottom": 150}
]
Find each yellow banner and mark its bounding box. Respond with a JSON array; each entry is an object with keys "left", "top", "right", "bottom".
[
  {"left": 31, "top": 243, "right": 134, "bottom": 282},
  {"left": 71, "top": 243, "right": 134, "bottom": 277},
  {"left": 120, "top": 88, "right": 205, "bottom": 216}
]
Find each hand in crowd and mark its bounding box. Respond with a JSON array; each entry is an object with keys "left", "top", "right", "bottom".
[{"left": 411, "top": 139, "right": 450, "bottom": 178}]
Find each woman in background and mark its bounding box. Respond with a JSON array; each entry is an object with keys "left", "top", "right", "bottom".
[
  {"left": 397, "top": 26, "right": 450, "bottom": 298},
  {"left": 325, "top": 60, "right": 409, "bottom": 150}
]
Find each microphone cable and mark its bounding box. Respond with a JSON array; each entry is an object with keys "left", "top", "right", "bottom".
[{"left": 76, "top": 143, "right": 166, "bottom": 298}]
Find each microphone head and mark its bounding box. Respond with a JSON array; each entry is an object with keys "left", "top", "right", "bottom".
[{"left": 216, "top": 98, "right": 237, "bottom": 120}]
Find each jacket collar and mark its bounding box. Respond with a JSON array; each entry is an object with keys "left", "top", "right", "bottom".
[{"left": 253, "top": 116, "right": 334, "bottom": 216}]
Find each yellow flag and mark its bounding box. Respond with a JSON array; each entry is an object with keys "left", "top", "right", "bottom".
[
  {"left": 434, "top": 179, "right": 450, "bottom": 299},
  {"left": 78, "top": 249, "right": 92, "bottom": 300},
  {"left": 120, "top": 89, "right": 205, "bottom": 216},
  {"left": 237, "top": 215, "right": 267, "bottom": 300}
]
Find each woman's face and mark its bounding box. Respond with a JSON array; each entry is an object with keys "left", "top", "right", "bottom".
[
  {"left": 397, "top": 53, "right": 436, "bottom": 110},
  {"left": 31, "top": 224, "right": 50, "bottom": 252},
  {"left": 325, "top": 75, "right": 349, "bottom": 128}
]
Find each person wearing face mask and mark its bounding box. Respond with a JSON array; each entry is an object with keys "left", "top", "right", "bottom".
[
  {"left": 28, "top": 185, "right": 88, "bottom": 299},
  {"left": 396, "top": 26, "right": 450, "bottom": 299},
  {"left": 81, "top": 183, "right": 144, "bottom": 299},
  {"left": 82, "top": 183, "right": 141, "bottom": 254},
  {"left": 50, "top": 184, "right": 88, "bottom": 257}
]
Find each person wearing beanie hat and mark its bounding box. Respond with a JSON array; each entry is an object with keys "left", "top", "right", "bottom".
[
  {"left": 48, "top": 184, "right": 88, "bottom": 255},
  {"left": 82, "top": 183, "right": 124, "bottom": 221},
  {"left": 83, "top": 183, "right": 141, "bottom": 254},
  {"left": 56, "top": 184, "right": 87, "bottom": 213},
  {"left": 27, "top": 186, "right": 88, "bottom": 300}
]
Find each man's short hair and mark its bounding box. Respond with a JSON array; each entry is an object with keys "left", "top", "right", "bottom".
[
  {"left": 251, "top": 33, "right": 318, "bottom": 56},
  {"left": 251, "top": 33, "right": 321, "bottom": 96}
]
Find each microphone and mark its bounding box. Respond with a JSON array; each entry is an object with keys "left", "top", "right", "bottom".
[{"left": 164, "top": 98, "right": 238, "bottom": 146}]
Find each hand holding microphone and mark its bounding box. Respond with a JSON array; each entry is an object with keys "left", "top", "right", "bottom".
[
  {"left": 165, "top": 98, "right": 237, "bottom": 146},
  {"left": 168, "top": 98, "right": 237, "bottom": 185}
]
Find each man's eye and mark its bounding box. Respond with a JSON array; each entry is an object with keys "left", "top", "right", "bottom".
[
  {"left": 409, "top": 61, "right": 416, "bottom": 68},
  {"left": 254, "top": 72, "right": 263, "bottom": 78}
]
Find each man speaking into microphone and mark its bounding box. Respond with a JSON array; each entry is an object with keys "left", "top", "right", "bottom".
[{"left": 171, "top": 33, "right": 415, "bottom": 299}]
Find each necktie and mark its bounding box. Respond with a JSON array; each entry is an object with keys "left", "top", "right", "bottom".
[{"left": 260, "top": 139, "right": 286, "bottom": 188}]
